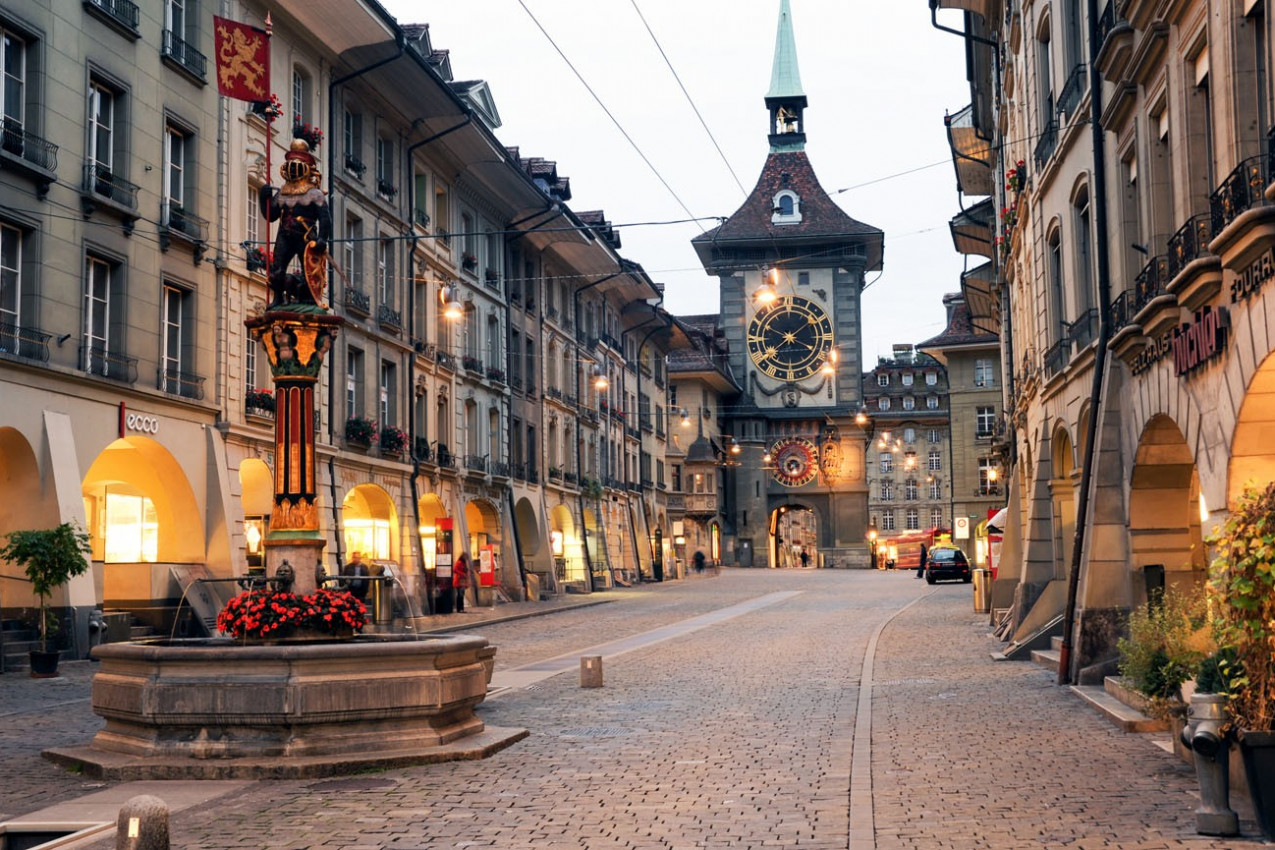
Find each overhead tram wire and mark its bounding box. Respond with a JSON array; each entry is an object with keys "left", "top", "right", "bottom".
[
  {"left": 627, "top": 0, "right": 749, "bottom": 199},
  {"left": 515, "top": 0, "right": 705, "bottom": 230}
]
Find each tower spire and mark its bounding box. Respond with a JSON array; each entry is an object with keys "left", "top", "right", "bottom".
[{"left": 765, "top": 0, "right": 808, "bottom": 152}]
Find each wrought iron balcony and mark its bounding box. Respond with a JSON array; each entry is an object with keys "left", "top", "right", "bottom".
[
  {"left": 1132, "top": 254, "right": 1171, "bottom": 315},
  {"left": 436, "top": 351, "right": 456, "bottom": 371},
  {"left": 1096, "top": 1, "right": 1116, "bottom": 47},
  {"left": 1043, "top": 338, "right": 1070, "bottom": 379},
  {"left": 1067, "top": 308, "right": 1100, "bottom": 350},
  {"left": 377, "top": 304, "right": 402, "bottom": 328},
  {"left": 1166, "top": 213, "right": 1213, "bottom": 279},
  {"left": 344, "top": 285, "right": 370, "bottom": 315},
  {"left": 465, "top": 455, "right": 487, "bottom": 473},
  {"left": 376, "top": 178, "right": 397, "bottom": 199},
  {"left": 1058, "top": 65, "right": 1087, "bottom": 120},
  {"left": 1210, "top": 155, "right": 1269, "bottom": 236},
  {"left": 80, "top": 344, "right": 136, "bottom": 384},
  {"left": 82, "top": 162, "right": 139, "bottom": 211},
  {"left": 84, "top": 0, "right": 140, "bottom": 36},
  {"left": 163, "top": 203, "right": 209, "bottom": 244},
  {"left": 0, "top": 321, "right": 52, "bottom": 362},
  {"left": 1108, "top": 289, "right": 1135, "bottom": 330},
  {"left": 414, "top": 439, "right": 434, "bottom": 464},
  {"left": 413, "top": 207, "right": 429, "bottom": 229},
  {"left": 491, "top": 460, "right": 511, "bottom": 479},
  {"left": 1033, "top": 119, "right": 1058, "bottom": 172},
  {"left": 158, "top": 368, "right": 205, "bottom": 400},
  {"left": 513, "top": 462, "right": 527, "bottom": 482},
  {"left": 162, "top": 29, "right": 207, "bottom": 80},
  {"left": 563, "top": 471, "right": 578, "bottom": 486},
  {"left": 1, "top": 119, "right": 58, "bottom": 191},
  {"left": 548, "top": 467, "right": 564, "bottom": 482}
]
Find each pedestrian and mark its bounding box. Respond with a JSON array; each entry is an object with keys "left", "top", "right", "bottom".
[
  {"left": 800, "top": 548, "right": 810, "bottom": 569},
  {"left": 693, "top": 550, "right": 706, "bottom": 573},
  {"left": 342, "top": 551, "right": 369, "bottom": 601},
  {"left": 915, "top": 543, "right": 928, "bottom": 580},
  {"left": 453, "top": 552, "right": 471, "bottom": 613}
]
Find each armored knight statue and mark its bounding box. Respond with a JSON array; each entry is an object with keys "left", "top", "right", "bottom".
[{"left": 259, "top": 126, "right": 331, "bottom": 310}]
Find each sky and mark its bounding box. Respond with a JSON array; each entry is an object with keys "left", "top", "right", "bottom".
[{"left": 380, "top": 0, "right": 975, "bottom": 365}]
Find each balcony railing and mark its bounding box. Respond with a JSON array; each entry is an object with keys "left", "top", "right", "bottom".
[
  {"left": 1, "top": 119, "right": 59, "bottom": 175},
  {"left": 491, "top": 460, "right": 511, "bottom": 478},
  {"left": 83, "top": 163, "right": 139, "bottom": 211},
  {"left": 1210, "top": 155, "right": 1269, "bottom": 236},
  {"left": 1096, "top": 1, "right": 1117, "bottom": 50},
  {"left": 377, "top": 304, "right": 402, "bottom": 328},
  {"left": 1108, "top": 289, "right": 1135, "bottom": 330},
  {"left": 563, "top": 471, "right": 578, "bottom": 485},
  {"left": 158, "top": 368, "right": 205, "bottom": 400},
  {"left": 1132, "top": 254, "right": 1171, "bottom": 315},
  {"left": 344, "top": 285, "right": 370, "bottom": 315},
  {"left": 413, "top": 439, "right": 433, "bottom": 464},
  {"left": 164, "top": 203, "right": 209, "bottom": 243},
  {"left": 465, "top": 454, "right": 487, "bottom": 473},
  {"left": 1166, "top": 213, "right": 1213, "bottom": 280},
  {"left": 1043, "top": 338, "right": 1069, "bottom": 379},
  {"left": 84, "top": 0, "right": 140, "bottom": 34},
  {"left": 413, "top": 207, "right": 430, "bottom": 229},
  {"left": 437, "top": 447, "right": 457, "bottom": 470},
  {"left": 80, "top": 344, "right": 137, "bottom": 384},
  {"left": 1067, "top": 307, "right": 1100, "bottom": 350},
  {"left": 1058, "top": 65, "right": 1087, "bottom": 120},
  {"left": 162, "top": 29, "right": 207, "bottom": 80},
  {"left": 0, "top": 322, "right": 52, "bottom": 362},
  {"left": 1033, "top": 119, "right": 1058, "bottom": 172}
]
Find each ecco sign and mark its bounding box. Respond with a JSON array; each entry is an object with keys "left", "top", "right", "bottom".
[
  {"left": 126, "top": 413, "right": 160, "bottom": 434},
  {"left": 118, "top": 402, "right": 161, "bottom": 438}
]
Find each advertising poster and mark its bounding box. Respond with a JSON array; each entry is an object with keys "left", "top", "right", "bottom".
[
  {"left": 479, "top": 545, "right": 498, "bottom": 587},
  {"left": 436, "top": 518, "right": 453, "bottom": 581}
]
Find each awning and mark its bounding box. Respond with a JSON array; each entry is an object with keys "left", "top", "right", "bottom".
[
  {"left": 987, "top": 507, "right": 1008, "bottom": 534},
  {"left": 946, "top": 104, "right": 994, "bottom": 196},
  {"left": 949, "top": 198, "right": 994, "bottom": 258},
  {"left": 961, "top": 261, "right": 1001, "bottom": 336}
]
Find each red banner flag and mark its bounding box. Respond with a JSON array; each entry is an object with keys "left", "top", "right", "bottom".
[{"left": 213, "top": 16, "right": 270, "bottom": 102}]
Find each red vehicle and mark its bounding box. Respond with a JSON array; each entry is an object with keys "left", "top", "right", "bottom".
[{"left": 889, "top": 527, "right": 952, "bottom": 571}]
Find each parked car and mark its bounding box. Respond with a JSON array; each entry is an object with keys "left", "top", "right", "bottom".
[{"left": 925, "top": 545, "right": 972, "bottom": 584}]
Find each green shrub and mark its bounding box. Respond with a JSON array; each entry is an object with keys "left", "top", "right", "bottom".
[{"left": 1117, "top": 585, "right": 1209, "bottom": 709}]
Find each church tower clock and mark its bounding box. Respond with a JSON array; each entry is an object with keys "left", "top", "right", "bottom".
[{"left": 690, "top": 0, "right": 883, "bottom": 569}]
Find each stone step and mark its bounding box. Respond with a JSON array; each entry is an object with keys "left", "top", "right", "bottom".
[
  {"left": 1051, "top": 635, "right": 1064, "bottom": 652},
  {"left": 1070, "top": 684, "right": 1171, "bottom": 732},
  {"left": 1030, "top": 647, "right": 1060, "bottom": 673}
]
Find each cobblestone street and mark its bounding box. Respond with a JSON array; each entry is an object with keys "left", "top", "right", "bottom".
[{"left": 0, "top": 569, "right": 1262, "bottom": 848}]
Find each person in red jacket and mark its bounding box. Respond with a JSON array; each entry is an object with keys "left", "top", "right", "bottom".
[{"left": 453, "top": 552, "right": 471, "bottom": 613}]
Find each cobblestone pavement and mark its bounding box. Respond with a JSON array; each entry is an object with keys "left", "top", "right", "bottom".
[{"left": 0, "top": 569, "right": 1265, "bottom": 848}]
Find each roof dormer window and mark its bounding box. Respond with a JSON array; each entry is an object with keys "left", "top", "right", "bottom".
[{"left": 772, "top": 189, "right": 802, "bottom": 225}]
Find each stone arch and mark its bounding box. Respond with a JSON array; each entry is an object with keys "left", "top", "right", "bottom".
[
  {"left": 1049, "top": 422, "right": 1076, "bottom": 578},
  {"left": 464, "top": 497, "right": 501, "bottom": 561},
  {"left": 0, "top": 427, "right": 58, "bottom": 605},
  {"left": 514, "top": 496, "right": 541, "bottom": 556},
  {"left": 765, "top": 499, "right": 824, "bottom": 569},
  {"left": 1131, "top": 414, "right": 1204, "bottom": 592},
  {"left": 1229, "top": 351, "right": 1275, "bottom": 507},
  {"left": 342, "top": 483, "right": 399, "bottom": 562},
  {"left": 81, "top": 435, "right": 205, "bottom": 603}
]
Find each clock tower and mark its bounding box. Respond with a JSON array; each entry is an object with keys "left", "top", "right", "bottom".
[{"left": 690, "top": 0, "right": 883, "bottom": 568}]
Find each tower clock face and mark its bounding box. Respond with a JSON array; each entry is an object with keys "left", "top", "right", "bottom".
[{"left": 747, "top": 296, "right": 833, "bottom": 382}]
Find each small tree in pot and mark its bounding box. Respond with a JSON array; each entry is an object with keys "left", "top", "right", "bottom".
[
  {"left": 1206, "top": 482, "right": 1275, "bottom": 839},
  {"left": 0, "top": 522, "right": 91, "bottom": 677}
]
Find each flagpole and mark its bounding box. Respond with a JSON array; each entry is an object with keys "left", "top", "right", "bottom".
[{"left": 263, "top": 12, "right": 274, "bottom": 273}]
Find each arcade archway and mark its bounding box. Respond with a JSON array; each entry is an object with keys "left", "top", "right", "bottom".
[
  {"left": 81, "top": 436, "right": 203, "bottom": 604},
  {"left": 0, "top": 427, "right": 58, "bottom": 607},
  {"left": 550, "top": 503, "right": 584, "bottom": 584},
  {"left": 417, "top": 493, "right": 448, "bottom": 573},
  {"left": 1130, "top": 414, "right": 1203, "bottom": 595},
  {"left": 238, "top": 458, "right": 273, "bottom": 569},
  {"left": 768, "top": 504, "right": 819, "bottom": 569},
  {"left": 1049, "top": 425, "right": 1076, "bottom": 579},
  {"left": 1230, "top": 352, "right": 1275, "bottom": 506},
  {"left": 343, "top": 484, "right": 398, "bottom": 563}
]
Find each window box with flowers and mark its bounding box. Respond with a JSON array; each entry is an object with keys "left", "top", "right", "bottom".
[
  {"left": 376, "top": 179, "right": 397, "bottom": 199},
  {"left": 380, "top": 426, "right": 408, "bottom": 456},
  {"left": 462, "top": 355, "right": 482, "bottom": 373},
  {"left": 461, "top": 252, "right": 478, "bottom": 273},
  {"left": 345, "top": 416, "right": 378, "bottom": 448},
  {"left": 485, "top": 366, "right": 505, "bottom": 384},
  {"left": 245, "top": 246, "right": 268, "bottom": 274},
  {"left": 1005, "top": 160, "right": 1027, "bottom": 194},
  {"left": 245, "top": 388, "right": 275, "bottom": 417}
]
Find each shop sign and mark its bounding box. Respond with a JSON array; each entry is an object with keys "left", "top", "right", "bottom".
[
  {"left": 1130, "top": 332, "right": 1173, "bottom": 376},
  {"left": 1172, "top": 305, "right": 1229, "bottom": 378},
  {"left": 1230, "top": 247, "right": 1275, "bottom": 303},
  {"left": 435, "top": 518, "right": 454, "bottom": 580},
  {"left": 118, "top": 402, "right": 160, "bottom": 437}
]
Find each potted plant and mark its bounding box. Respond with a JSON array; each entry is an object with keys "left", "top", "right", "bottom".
[
  {"left": 345, "top": 416, "right": 378, "bottom": 447},
  {"left": 380, "top": 426, "right": 407, "bottom": 455},
  {"left": 245, "top": 387, "right": 275, "bottom": 414},
  {"left": 0, "top": 523, "right": 92, "bottom": 677},
  {"left": 461, "top": 251, "right": 477, "bottom": 272},
  {"left": 1206, "top": 482, "right": 1275, "bottom": 839},
  {"left": 1116, "top": 585, "right": 1209, "bottom": 722}
]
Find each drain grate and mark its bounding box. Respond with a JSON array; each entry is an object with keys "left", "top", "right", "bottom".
[
  {"left": 306, "top": 777, "right": 399, "bottom": 792},
  {"left": 875, "top": 677, "right": 938, "bottom": 687},
  {"left": 558, "top": 727, "right": 631, "bottom": 737}
]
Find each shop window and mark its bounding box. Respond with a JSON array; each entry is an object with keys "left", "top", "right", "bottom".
[{"left": 103, "top": 489, "right": 158, "bottom": 563}]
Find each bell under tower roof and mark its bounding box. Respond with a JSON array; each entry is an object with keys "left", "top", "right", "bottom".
[{"left": 765, "top": 0, "right": 807, "bottom": 153}]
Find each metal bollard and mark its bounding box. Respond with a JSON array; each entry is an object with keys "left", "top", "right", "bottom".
[
  {"left": 580, "top": 655, "right": 603, "bottom": 688},
  {"left": 116, "top": 795, "right": 169, "bottom": 850},
  {"left": 1182, "top": 693, "right": 1239, "bottom": 836}
]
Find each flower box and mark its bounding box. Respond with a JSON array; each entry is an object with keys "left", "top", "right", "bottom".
[
  {"left": 345, "top": 416, "right": 378, "bottom": 446},
  {"left": 380, "top": 426, "right": 408, "bottom": 454}
]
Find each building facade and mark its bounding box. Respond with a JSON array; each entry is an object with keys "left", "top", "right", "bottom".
[{"left": 934, "top": 0, "right": 1275, "bottom": 677}]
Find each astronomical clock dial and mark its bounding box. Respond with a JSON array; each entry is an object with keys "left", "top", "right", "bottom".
[
  {"left": 746, "top": 296, "right": 833, "bottom": 382},
  {"left": 770, "top": 437, "right": 819, "bottom": 488}
]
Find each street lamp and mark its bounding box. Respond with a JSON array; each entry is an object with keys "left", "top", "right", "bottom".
[
  {"left": 439, "top": 284, "right": 463, "bottom": 320},
  {"left": 754, "top": 267, "right": 779, "bottom": 306},
  {"left": 866, "top": 519, "right": 879, "bottom": 569}
]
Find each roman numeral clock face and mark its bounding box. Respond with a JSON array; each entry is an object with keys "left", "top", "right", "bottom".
[{"left": 747, "top": 296, "right": 833, "bottom": 382}]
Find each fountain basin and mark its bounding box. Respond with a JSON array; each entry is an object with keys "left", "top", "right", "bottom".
[{"left": 44, "top": 634, "right": 527, "bottom": 779}]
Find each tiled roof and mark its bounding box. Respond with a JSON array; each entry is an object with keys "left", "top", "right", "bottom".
[
  {"left": 692, "top": 151, "right": 883, "bottom": 268},
  {"left": 917, "top": 294, "right": 998, "bottom": 349}
]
